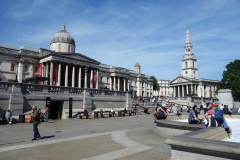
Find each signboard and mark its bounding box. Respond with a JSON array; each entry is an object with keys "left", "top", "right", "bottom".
[{"left": 46, "top": 97, "right": 50, "bottom": 107}]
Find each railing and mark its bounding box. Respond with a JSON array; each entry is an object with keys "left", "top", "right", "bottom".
[
  {"left": 88, "top": 88, "right": 127, "bottom": 96},
  {"left": 0, "top": 82, "right": 129, "bottom": 96},
  {"left": 0, "top": 82, "right": 12, "bottom": 91}
]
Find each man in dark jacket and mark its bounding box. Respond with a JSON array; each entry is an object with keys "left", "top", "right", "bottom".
[{"left": 32, "top": 106, "right": 41, "bottom": 141}]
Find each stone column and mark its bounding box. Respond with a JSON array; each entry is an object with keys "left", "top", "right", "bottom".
[
  {"left": 72, "top": 65, "right": 75, "bottom": 87},
  {"left": 191, "top": 84, "right": 193, "bottom": 94},
  {"left": 195, "top": 85, "right": 197, "bottom": 95},
  {"left": 182, "top": 85, "right": 184, "bottom": 97},
  {"left": 28, "top": 64, "right": 33, "bottom": 78},
  {"left": 45, "top": 62, "right": 49, "bottom": 78},
  {"left": 57, "top": 62, "right": 61, "bottom": 86},
  {"left": 118, "top": 77, "right": 120, "bottom": 91},
  {"left": 90, "top": 69, "right": 93, "bottom": 88},
  {"left": 17, "top": 60, "right": 23, "bottom": 83},
  {"left": 124, "top": 78, "right": 126, "bottom": 91},
  {"left": 110, "top": 76, "right": 112, "bottom": 90},
  {"left": 127, "top": 79, "right": 130, "bottom": 91},
  {"left": 177, "top": 86, "right": 180, "bottom": 97},
  {"left": 114, "top": 77, "right": 116, "bottom": 90},
  {"left": 84, "top": 67, "right": 88, "bottom": 88},
  {"left": 96, "top": 69, "right": 99, "bottom": 89},
  {"left": 65, "top": 64, "right": 68, "bottom": 87},
  {"left": 78, "top": 67, "right": 81, "bottom": 88},
  {"left": 50, "top": 61, "right": 53, "bottom": 85},
  {"left": 186, "top": 85, "right": 189, "bottom": 95},
  {"left": 174, "top": 86, "right": 176, "bottom": 97},
  {"left": 41, "top": 64, "right": 44, "bottom": 77}
]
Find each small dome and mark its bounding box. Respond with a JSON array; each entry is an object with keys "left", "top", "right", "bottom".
[
  {"left": 50, "top": 24, "right": 75, "bottom": 46},
  {"left": 182, "top": 54, "right": 196, "bottom": 60},
  {"left": 135, "top": 62, "right": 140, "bottom": 67}
]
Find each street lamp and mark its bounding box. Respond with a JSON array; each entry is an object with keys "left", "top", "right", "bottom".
[{"left": 15, "top": 54, "right": 21, "bottom": 82}]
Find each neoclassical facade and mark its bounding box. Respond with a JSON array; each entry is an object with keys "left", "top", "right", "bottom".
[
  {"left": 153, "top": 79, "right": 171, "bottom": 97},
  {"left": 170, "top": 29, "right": 219, "bottom": 98},
  {"left": 0, "top": 25, "right": 153, "bottom": 97}
]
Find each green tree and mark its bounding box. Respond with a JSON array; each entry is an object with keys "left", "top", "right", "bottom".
[
  {"left": 218, "top": 60, "right": 240, "bottom": 99},
  {"left": 150, "top": 76, "right": 160, "bottom": 91}
]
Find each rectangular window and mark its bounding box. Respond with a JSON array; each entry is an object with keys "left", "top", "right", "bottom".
[
  {"left": 24, "top": 65, "right": 28, "bottom": 72},
  {"left": 35, "top": 67, "right": 38, "bottom": 73},
  {"left": 10, "top": 63, "right": 15, "bottom": 71}
]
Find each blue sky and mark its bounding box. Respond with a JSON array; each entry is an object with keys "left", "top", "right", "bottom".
[{"left": 0, "top": 0, "right": 239, "bottom": 81}]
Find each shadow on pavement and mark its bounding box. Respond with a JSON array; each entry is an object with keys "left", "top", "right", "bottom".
[{"left": 39, "top": 135, "right": 55, "bottom": 140}]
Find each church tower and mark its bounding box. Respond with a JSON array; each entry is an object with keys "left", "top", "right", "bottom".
[{"left": 181, "top": 28, "right": 198, "bottom": 78}]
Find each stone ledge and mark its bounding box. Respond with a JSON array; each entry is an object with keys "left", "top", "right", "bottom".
[{"left": 157, "top": 119, "right": 240, "bottom": 159}]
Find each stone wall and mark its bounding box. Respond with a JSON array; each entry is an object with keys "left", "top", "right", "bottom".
[{"left": 0, "top": 82, "right": 131, "bottom": 118}]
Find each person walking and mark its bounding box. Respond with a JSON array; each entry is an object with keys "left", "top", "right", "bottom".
[{"left": 32, "top": 106, "right": 41, "bottom": 141}]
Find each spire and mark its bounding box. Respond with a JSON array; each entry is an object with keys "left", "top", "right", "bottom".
[
  {"left": 186, "top": 28, "right": 190, "bottom": 44},
  {"left": 62, "top": 24, "right": 66, "bottom": 31}
]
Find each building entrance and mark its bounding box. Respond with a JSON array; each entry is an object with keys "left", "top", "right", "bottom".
[{"left": 49, "top": 101, "right": 63, "bottom": 119}]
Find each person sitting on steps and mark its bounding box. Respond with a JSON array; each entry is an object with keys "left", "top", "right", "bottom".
[
  {"left": 84, "top": 108, "right": 91, "bottom": 119},
  {"left": 188, "top": 105, "right": 204, "bottom": 124},
  {"left": 111, "top": 108, "right": 117, "bottom": 117},
  {"left": 100, "top": 108, "right": 105, "bottom": 118},
  {"left": 5, "top": 109, "right": 13, "bottom": 125}
]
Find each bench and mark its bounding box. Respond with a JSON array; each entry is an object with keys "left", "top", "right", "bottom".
[
  {"left": 98, "top": 111, "right": 112, "bottom": 118},
  {"left": 121, "top": 110, "right": 133, "bottom": 116},
  {"left": 78, "top": 112, "right": 90, "bottom": 119}
]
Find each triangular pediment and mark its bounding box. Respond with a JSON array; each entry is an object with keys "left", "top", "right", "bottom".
[
  {"left": 63, "top": 53, "right": 100, "bottom": 64},
  {"left": 170, "top": 76, "right": 191, "bottom": 84}
]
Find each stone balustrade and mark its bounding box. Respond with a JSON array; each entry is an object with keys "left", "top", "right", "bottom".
[
  {"left": 0, "top": 82, "right": 12, "bottom": 91},
  {"left": 88, "top": 88, "right": 127, "bottom": 96}
]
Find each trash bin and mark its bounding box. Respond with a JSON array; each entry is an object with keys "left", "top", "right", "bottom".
[
  {"left": 19, "top": 114, "right": 25, "bottom": 123},
  {"left": 94, "top": 112, "right": 98, "bottom": 119},
  {"left": 118, "top": 111, "right": 122, "bottom": 117}
]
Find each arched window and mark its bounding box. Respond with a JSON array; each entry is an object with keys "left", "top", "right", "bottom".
[
  {"left": 68, "top": 45, "right": 71, "bottom": 52},
  {"left": 58, "top": 44, "right": 61, "bottom": 51},
  {"left": 185, "top": 61, "right": 188, "bottom": 68},
  {"left": 188, "top": 48, "right": 190, "bottom": 52},
  {"left": 193, "top": 61, "right": 195, "bottom": 67}
]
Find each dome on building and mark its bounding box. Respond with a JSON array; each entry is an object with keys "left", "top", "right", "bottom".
[
  {"left": 182, "top": 54, "right": 196, "bottom": 60},
  {"left": 50, "top": 24, "right": 75, "bottom": 46},
  {"left": 135, "top": 62, "right": 140, "bottom": 67}
]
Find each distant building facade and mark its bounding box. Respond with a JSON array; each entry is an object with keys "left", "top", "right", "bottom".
[
  {"left": 153, "top": 79, "right": 171, "bottom": 97},
  {"left": 170, "top": 29, "right": 219, "bottom": 98}
]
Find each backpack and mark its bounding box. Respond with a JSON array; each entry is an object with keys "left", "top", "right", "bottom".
[
  {"left": 210, "top": 116, "right": 217, "bottom": 127},
  {"left": 28, "top": 114, "right": 33, "bottom": 123},
  {"left": 214, "top": 110, "right": 224, "bottom": 123}
]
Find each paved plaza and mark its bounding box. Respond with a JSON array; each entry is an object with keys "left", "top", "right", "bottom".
[{"left": 0, "top": 113, "right": 171, "bottom": 160}]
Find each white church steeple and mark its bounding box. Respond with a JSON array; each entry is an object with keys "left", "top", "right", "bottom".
[{"left": 181, "top": 28, "right": 198, "bottom": 79}]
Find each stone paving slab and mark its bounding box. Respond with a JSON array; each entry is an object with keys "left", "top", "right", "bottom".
[{"left": 0, "top": 114, "right": 172, "bottom": 159}]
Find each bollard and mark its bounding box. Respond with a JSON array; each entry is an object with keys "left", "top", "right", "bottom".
[
  {"left": 94, "top": 112, "right": 98, "bottom": 119},
  {"left": 118, "top": 111, "right": 122, "bottom": 117},
  {"left": 19, "top": 115, "right": 25, "bottom": 123}
]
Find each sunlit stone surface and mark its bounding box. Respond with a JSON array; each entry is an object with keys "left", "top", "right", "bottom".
[{"left": 176, "top": 119, "right": 240, "bottom": 143}]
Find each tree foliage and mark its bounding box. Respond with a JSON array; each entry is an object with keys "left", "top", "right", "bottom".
[
  {"left": 218, "top": 60, "right": 240, "bottom": 99},
  {"left": 150, "top": 76, "right": 160, "bottom": 91}
]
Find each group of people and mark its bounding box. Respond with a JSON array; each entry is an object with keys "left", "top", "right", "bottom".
[
  {"left": 188, "top": 103, "right": 233, "bottom": 133},
  {"left": 152, "top": 103, "right": 182, "bottom": 122}
]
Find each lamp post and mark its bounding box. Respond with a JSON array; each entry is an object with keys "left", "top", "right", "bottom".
[{"left": 15, "top": 54, "right": 21, "bottom": 82}]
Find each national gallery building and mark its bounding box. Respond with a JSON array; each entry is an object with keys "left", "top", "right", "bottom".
[
  {"left": 0, "top": 25, "right": 153, "bottom": 117},
  {"left": 0, "top": 25, "right": 153, "bottom": 97}
]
